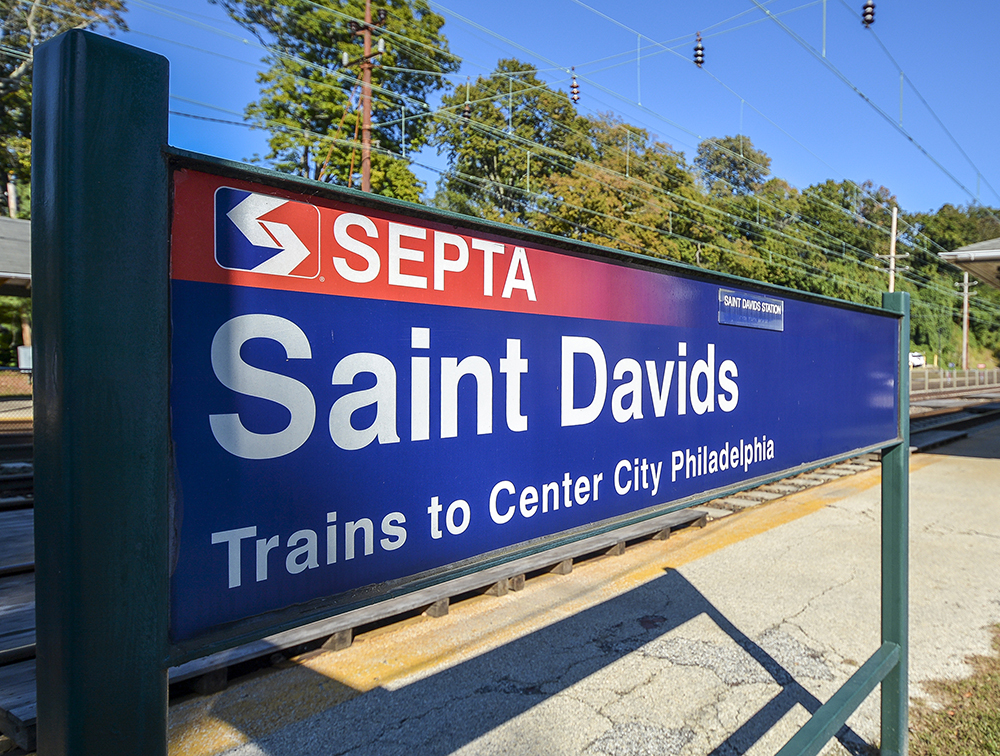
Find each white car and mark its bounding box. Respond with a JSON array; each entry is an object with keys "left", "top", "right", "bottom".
[{"left": 908, "top": 352, "right": 926, "bottom": 368}]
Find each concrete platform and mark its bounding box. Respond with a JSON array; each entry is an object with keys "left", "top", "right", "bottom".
[{"left": 159, "top": 421, "right": 1000, "bottom": 756}]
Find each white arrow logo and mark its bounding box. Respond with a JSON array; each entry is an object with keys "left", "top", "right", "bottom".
[{"left": 226, "top": 193, "right": 312, "bottom": 276}]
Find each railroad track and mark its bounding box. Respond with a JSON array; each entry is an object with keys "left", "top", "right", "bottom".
[
  {"left": 2, "top": 396, "right": 1000, "bottom": 749},
  {"left": 0, "top": 436, "right": 35, "bottom": 686},
  {"left": 1, "top": 400, "right": 999, "bottom": 660}
]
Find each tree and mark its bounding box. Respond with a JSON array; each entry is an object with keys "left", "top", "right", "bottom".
[
  {"left": 0, "top": 296, "right": 30, "bottom": 366},
  {"left": 1, "top": 0, "right": 127, "bottom": 217},
  {"left": 215, "top": 0, "right": 457, "bottom": 199},
  {"left": 914, "top": 202, "right": 1000, "bottom": 255},
  {"left": 430, "top": 58, "right": 590, "bottom": 224},
  {"left": 532, "top": 114, "right": 695, "bottom": 259},
  {"left": 910, "top": 285, "right": 956, "bottom": 364},
  {"left": 694, "top": 135, "right": 771, "bottom": 196}
]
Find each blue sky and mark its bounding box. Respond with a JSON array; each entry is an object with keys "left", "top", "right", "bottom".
[{"left": 112, "top": 0, "right": 1000, "bottom": 215}]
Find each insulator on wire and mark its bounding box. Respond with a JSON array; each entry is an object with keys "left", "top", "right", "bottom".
[
  {"left": 694, "top": 33, "right": 704, "bottom": 68},
  {"left": 862, "top": 0, "right": 875, "bottom": 27},
  {"left": 377, "top": 8, "right": 388, "bottom": 25},
  {"left": 462, "top": 102, "right": 471, "bottom": 119},
  {"left": 570, "top": 66, "right": 580, "bottom": 104}
]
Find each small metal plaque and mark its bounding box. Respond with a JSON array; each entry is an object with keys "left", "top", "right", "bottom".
[{"left": 719, "top": 288, "right": 784, "bottom": 332}]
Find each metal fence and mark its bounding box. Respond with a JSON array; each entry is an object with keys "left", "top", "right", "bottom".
[
  {"left": 0, "top": 368, "right": 32, "bottom": 434},
  {"left": 0, "top": 367, "right": 31, "bottom": 397},
  {"left": 910, "top": 367, "right": 1000, "bottom": 396},
  {"left": 0, "top": 366, "right": 995, "bottom": 435}
]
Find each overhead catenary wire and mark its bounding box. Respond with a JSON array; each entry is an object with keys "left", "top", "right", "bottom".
[
  {"left": 552, "top": 0, "right": 999, "bottom": 246},
  {"left": 747, "top": 0, "right": 1000, "bottom": 227},
  {"left": 845, "top": 0, "right": 1000, "bottom": 206},
  {"left": 73, "top": 0, "right": 1000, "bottom": 324},
  {"left": 1, "top": 3, "right": 984, "bottom": 254},
  {"left": 203, "top": 63, "right": 999, "bottom": 312},
  {"left": 173, "top": 45, "right": 1000, "bottom": 317},
  {"left": 170, "top": 98, "right": 1000, "bottom": 325},
  {"left": 116, "top": 0, "right": 960, "bottom": 257},
  {"left": 515, "top": 0, "right": 999, "bottom": 257},
  {"left": 179, "top": 81, "right": 1000, "bottom": 318},
  {"left": 36, "top": 0, "right": 1000, "bottom": 250},
  {"left": 424, "top": 2, "right": 920, "bottom": 242}
]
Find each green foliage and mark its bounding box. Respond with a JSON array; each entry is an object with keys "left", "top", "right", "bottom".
[
  {"left": 905, "top": 202, "right": 1000, "bottom": 364},
  {"left": 430, "top": 58, "right": 590, "bottom": 224},
  {"left": 694, "top": 135, "right": 771, "bottom": 196},
  {"left": 431, "top": 77, "right": 999, "bottom": 364},
  {"left": 531, "top": 114, "right": 693, "bottom": 257},
  {"left": 215, "top": 0, "right": 456, "bottom": 199},
  {"left": 915, "top": 203, "right": 1000, "bottom": 255},
  {"left": 1, "top": 0, "right": 126, "bottom": 217},
  {"left": 911, "top": 286, "right": 955, "bottom": 363},
  {"left": 0, "top": 296, "right": 30, "bottom": 366},
  {"left": 427, "top": 57, "right": 1000, "bottom": 360}
]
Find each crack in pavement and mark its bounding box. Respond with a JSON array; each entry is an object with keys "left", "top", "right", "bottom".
[
  {"left": 920, "top": 523, "right": 1000, "bottom": 541},
  {"left": 587, "top": 721, "right": 695, "bottom": 756},
  {"left": 760, "top": 626, "right": 835, "bottom": 682},
  {"left": 826, "top": 502, "right": 878, "bottom": 524},
  {"left": 785, "top": 568, "right": 858, "bottom": 625}
]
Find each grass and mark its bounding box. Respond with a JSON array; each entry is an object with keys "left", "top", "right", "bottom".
[{"left": 910, "top": 625, "right": 1000, "bottom": 756}]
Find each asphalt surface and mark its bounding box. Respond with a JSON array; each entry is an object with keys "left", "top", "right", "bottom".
[{"left": 166, "top": 421, "right": 1000, "bottom": 756}]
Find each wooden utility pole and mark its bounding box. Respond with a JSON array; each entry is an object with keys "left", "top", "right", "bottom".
[
  {"left": 345, "top": 0, "right": 385, "bottom": 192},
  {"left": 5, "top": 174, "right": 16, "bottom": 217},
  {"left": 887, "top": 206, "right": 897, "bottom": 293},
  {"left": 878, "top": 206, "right": 907, "bottom": 292},
  {"left": 361, "top": 0, "right": 372, "bottom": 192},
  {"left": 956, "top": 271, "right": 978, "bottom": 370}
]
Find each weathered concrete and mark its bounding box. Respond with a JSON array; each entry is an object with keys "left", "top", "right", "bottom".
[{"left": 167, "top": 421, "right": 1000, "bottom": 756}]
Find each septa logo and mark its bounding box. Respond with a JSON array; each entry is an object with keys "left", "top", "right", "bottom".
[{"left": 214, "top": 188, "right": 321, "bottom": 278}]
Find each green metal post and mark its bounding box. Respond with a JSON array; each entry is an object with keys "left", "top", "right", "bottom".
[
  {"left": 32, "top": 30, "right": 170, "bottom": 755},
  {"left": 881, "top": 291, "right": 910, "bottom": 756}
]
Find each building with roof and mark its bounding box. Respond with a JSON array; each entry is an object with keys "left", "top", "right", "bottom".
[
  {"left": 0, "top": 217, "right": 31, "bottom": 298},
  {"left": 939, "top": 237, "right": 1000, "bottom": 292}
]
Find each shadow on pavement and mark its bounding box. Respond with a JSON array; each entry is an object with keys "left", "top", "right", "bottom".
[
  {"left": 924, "top": 420, "right": 1000, "bottom": 460},
  {"left": 200, "top": 568, "right": 873, "bottom": 756}
]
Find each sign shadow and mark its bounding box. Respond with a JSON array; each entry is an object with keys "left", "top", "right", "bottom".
[{"left": 184, "top": 567, "right": 874, "bottom": 755}]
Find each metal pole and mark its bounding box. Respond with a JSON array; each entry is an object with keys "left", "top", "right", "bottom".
[
  {"left": 401, "top": 102, "right": 406, "bottom": 159},
  {"left": 5, "top": 175, "right": 15, "bottom": 217},
  {"left": 899, "top": 72, "right": 904, "bottom": 126},
  {"left": 881, "top": 291, "right": 910, "bottom": 756},
  {"left": 636, "top": 33, "right": 641, "bottom": 106},
  {"left": 33, "top": 29, "right": 170, "bottom": 755},
  {"left": 361, "top": 0, "right": 372, "bottom": 192},
  {"left": 888, "top": 206, "right": 898, "bottom": 292},
  {"left": 740, "top": 100, "right": 744, "bottom": 157},
  {"left": 961, "top": 271, "right": 969, "bottom": 370},
  {"left": 526, "top": 151, "right": 531, "bottom": 194},
  {"left": 822, "top": 0, "right": 827, "bottom": 57}
]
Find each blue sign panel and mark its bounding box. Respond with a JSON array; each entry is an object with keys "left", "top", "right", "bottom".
[
  {"left": 170, "top": 169, "right": 901, "bottom": 643},
  {"left": 719, "top": 288, "right": 784, "bottom": 331}
]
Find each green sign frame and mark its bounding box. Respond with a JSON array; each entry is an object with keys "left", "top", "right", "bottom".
[{"left": 30, "top": 30, "right": 909, "bottom": 756}]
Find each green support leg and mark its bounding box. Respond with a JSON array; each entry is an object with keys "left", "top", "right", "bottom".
[
  {"left": 32, "top": 30, "right": 170, "bottom": 755},
  {"left": 881, "top": 291, "right": 910, "bottom": 756}
]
